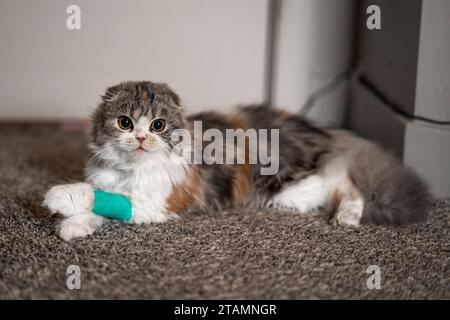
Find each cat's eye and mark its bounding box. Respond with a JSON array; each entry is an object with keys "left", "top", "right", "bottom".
[
  {"left": 118, "top": 116, "right": 133, "bottom": 130},
  {"left": 150, "top": 119, "right": 166, "bottom": 132}
]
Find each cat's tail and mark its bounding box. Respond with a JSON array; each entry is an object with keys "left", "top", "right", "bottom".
[{"left": 349, "top": 144, "right": 433, "bottom": 226}]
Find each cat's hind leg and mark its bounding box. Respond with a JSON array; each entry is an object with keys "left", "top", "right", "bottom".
[
  {"left": 270, "top": 174, "right": 329, "bottom": 215},
  {"left": 330, "top": 177, "right": 364, "bottom": 227},
  {"left": 270, "top": 153, "right": 365, "bottom": 226}
]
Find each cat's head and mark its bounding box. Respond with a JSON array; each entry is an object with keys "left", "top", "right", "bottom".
[{"left": 91, "top": 81, "right": 186, "bottom": 162}]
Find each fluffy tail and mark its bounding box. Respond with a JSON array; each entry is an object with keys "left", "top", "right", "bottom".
[{"left": 349, "top": 144, "right": 433, "bottom": 226}]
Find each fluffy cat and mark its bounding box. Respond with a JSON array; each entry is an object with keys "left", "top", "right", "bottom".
[{"left": 43, "top": 81, "right": 432, "bottom": 241}]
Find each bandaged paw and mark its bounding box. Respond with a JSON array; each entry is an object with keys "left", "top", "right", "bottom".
[{"left": 92, "top": 190, "right": 132, "bottom": 221}]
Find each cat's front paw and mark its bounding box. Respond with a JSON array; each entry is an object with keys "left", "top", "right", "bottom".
[
  {"left": 43, "top": 183, "right": 94, "bottom": 217},
  {"left": 58, "top": 214, "right": 102, "bottom": 241}
]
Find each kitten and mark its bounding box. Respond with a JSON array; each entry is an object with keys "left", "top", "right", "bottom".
[{"left": 43, "top": 81, "right": 432, "bottom": 241}]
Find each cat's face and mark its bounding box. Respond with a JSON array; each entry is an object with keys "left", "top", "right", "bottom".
[{"left": 91, "top": 81, "right": 185, "bottom": 161}]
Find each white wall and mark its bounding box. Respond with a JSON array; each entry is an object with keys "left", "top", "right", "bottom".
[
  {"left": 415, "top": 0, "right": 450, "bottom": 122},
  {"left": 273, "top": 0, "right": 354, "bottom": 127},
  {"left": 0, "top": 0, "right": 268, "bottom": 119},
  {"left": 405, "top": 0, "right": 450, "bottom": 198}
]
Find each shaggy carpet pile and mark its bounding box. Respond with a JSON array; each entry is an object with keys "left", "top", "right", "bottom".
[{"left": 0, "top": 127, "right": 448, "bottom": 299}]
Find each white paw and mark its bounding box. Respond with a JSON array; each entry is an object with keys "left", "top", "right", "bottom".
[
  {"left": 43, "top": 183, "right": 94, "bottom": 217},
  {"left": 336, "top": 209, "right": 361, "bottom": 227},
  {"left": 58, "top": 214, "right": 102, "bottom": 241},
  {"left": 334, "top": 198, "right": 363, "bottom": 227}
]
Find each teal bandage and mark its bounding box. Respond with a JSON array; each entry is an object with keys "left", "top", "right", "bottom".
[{"left": 92, "top": 190, "right": 132, "bottom": 221}]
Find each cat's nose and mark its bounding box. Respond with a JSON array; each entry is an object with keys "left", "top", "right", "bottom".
[{"left": 136, "top": 136, "right": 145, "bottom": 143}]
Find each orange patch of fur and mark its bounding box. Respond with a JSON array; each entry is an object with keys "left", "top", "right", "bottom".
[
  {"left": 227, "top": 113, "right": 246, "bottom": 130},
  {"left": 165, "top": 166, "right": 204, "bottom": 214},
  {"left": 228, "top": 113, "right": 253, "bottom": 205},
  {"left": 329, "top": 178, "right": 362, "bottom": 215},
  {"left": 232, "top": 164, "right": 252, "bottom": 205},
  {"left": 330, "top": 189, "right": 344, "bottom": 213}
]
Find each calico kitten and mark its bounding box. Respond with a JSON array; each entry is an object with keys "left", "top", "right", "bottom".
[{"left": 43, "top": 81, "right": 432, "bottom": 241}]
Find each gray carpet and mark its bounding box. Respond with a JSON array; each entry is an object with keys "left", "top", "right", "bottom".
[{"left": 0, "top": 127, "right": 448, "bottom": 299}]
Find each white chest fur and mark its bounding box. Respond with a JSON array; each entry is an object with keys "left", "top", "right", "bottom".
[{"left": 85, "top": 152, "right": 187, "bottom": 223}]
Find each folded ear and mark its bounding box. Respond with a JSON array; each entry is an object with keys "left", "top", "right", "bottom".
[
  {"left": 101, "top": 83, "right": 126, "bottom": 104},
  {"left": 153, "top": 83, "right": 182, "bottom": 107},
  {"left": 166, "top": 86, "right": 181, "bottom": 107}
]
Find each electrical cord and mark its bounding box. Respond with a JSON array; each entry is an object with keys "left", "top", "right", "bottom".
[
  {"left": 300, "top": 72, "right": 450, "bottom": 126},
  {"left": 358, "top": 75, "right": 450, "bottom": 126},
  {"left": 299, "top": 72, "right": 350, "bottom": 116}
]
